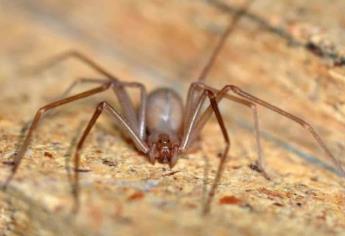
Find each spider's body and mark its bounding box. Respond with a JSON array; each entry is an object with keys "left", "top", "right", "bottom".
[{"left": 146, "top": 88, "right": 183, "bottom": 167}]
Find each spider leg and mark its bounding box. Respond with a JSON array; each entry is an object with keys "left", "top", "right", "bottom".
[
  {"left": 181, "top": 83, "right": 207, "bottom": 149},
  {"left": 197, "top": 0, "right": 255, "bottom": 82},
  {"left": 228, "top": 84, "right": 345, "bottom": 177},
  {"left": 72, "top": 101, "right": 149, "bottom": 212},
  {"left": 196, "top": 82, "right": 345, "bottom": 177},
  {"left": 56, "top": 78, "right": 108, "bottom": 100},
  {"left": 3, "top": 82, "right": 114, "bottom": 189},
  {"left": 202, "top": 90, "right": 230, "bottom": 215},
  {"left": 56, "top": 77, "right": 147, "bottom": 139},
  {"left": 180, "top": 85, "right": 231, "bottom": 215},
  {"left": 189, "top": 82, "right": 269, "bottom": 179},
  {"left": 110, "top": 81, "right": 147, "bottom": 139},
  {"left": 45, "top": 78, "right": 108, "bottom": 118},
  {"left": 26, "top": 49, "right": 147, "bottom": 138},
  {"left": 25, "top": 50, "right": 117, "bottom": 80}
]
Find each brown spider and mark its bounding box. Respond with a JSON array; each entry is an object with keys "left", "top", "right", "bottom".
[{"left": 3, "top": 0, "right": 345, "bottom": 215}]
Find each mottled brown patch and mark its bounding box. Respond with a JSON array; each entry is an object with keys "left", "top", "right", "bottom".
[
  {"left": 44, "top": 151, "right": 53, "bottom": 158},
  {"left": 102, "top": 159, "right": 118, "bottom": 167},
  {"left": 273, "top": 202, "right": 284, "bottom": 207},
  {"left": 219, "top": 196, "right": 242, "bottom": 205},
  {"left": 185, "top": 202, "right": 197, "bottom": 209},
  {"left": 127, "top": 192, "right": 145, "bottom": 201}
]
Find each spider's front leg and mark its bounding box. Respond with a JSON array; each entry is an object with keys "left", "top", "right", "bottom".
[
  {"left": 71, "top": 101, "right": 149, "bottom": 212},
  {"left": 180, "top": 86, "right": 231, "bottom": 215},
  {"left": 202, "top": 90, "right": 231, "bottom": 215},
  {"left": 189, "top": 82, "right": 270, "bottom": 180}
]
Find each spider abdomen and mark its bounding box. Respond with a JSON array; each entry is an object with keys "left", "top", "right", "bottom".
[{"left": 146, "top": 88, "right": 183, "bottom": 134}]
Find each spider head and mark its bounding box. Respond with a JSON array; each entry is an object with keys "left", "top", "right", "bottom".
[{"left": 148, "top": 133, "right": 179, "bottom": 168}]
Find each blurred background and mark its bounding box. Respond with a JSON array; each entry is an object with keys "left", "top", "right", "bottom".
[{"left": 0, "top": 0, "right": 345, "bottom": 235}]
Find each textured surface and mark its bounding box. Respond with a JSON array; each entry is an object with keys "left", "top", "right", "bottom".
[{"left": 1, "top": 0, "right": 345, "bottom": 235}]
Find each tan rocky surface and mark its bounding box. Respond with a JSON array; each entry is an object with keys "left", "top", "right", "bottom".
[{"left": 0, "top": 0, "right": 345, "bottom": 235}]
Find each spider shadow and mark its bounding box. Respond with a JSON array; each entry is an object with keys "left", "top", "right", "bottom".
[
  {"left": 201, "top": 154, "right": 210, "bottom": 207},
  {"left": 63, "top": 119, "right": 90, "bottom": 187},
  {"left": 2, "top": 119, "right": 33, "bottom": 166}
]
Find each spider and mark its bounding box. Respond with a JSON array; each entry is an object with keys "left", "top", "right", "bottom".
[{"left": 3, "top": 0, "right": 344, "bottom": 215}]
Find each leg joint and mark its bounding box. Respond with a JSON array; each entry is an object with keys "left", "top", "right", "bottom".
[
  {"left": 102, "top": 81, "right": 113, "bottom": 89},
  {"left": 204, "top": 89, "right": 216, "bottom": 99},
  {"left": 97, "top": 101, "right": 108, "bottom": 110},
  {"left": 37, "top": 107, "right": 47, "bottom": 116},
  {"left": 191, "top": 81, "right": 206, "bottom": 91},
  {"left": 225, "top": 84, "right": 240, "bottom": 93}
]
